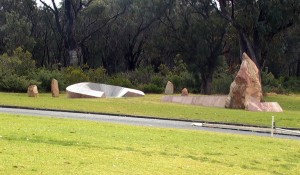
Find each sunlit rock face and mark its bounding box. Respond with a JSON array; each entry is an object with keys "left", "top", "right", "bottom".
[
  {"left": 162, "top": 95, "right": 227, "bottom": 108},
  {"left": 225, "top": 53, "right": 263, "bottom": 109},
  {"left": 181, "top": 88, "right": 188, "bottom": 96},
  {"left": 246, "top": 101, "right": 283, "bottom": 112},
  {"left": 164, "top": 81, "right": 174, "bottom": 94},
  {"left": 66, "top": 82, "right": 145, "bottom": 98},
  {"left": 51, "top": 79, "right": 59, "bottom": 97},
  {"left": 28, "top": 85, "right": 39, "bottom": 97}
]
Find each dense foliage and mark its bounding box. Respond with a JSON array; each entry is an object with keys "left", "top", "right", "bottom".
[{"left": 0, "top": 0, "right": 299, "bottom": 93}]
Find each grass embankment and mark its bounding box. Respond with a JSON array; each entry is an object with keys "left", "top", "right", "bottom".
[
  {"left": 0, "top": 92, "right": 299, "bottom": 128},
  {"left": 0, "top": 113, "right": 300, "bottom": 174}
]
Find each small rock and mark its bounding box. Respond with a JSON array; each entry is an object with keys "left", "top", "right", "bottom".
[
  {"left": 27, "top": 85, "right": 38, "bottom": 97},
  {"left": 181, "top": 88, "right": 188, "bottom": 96}
]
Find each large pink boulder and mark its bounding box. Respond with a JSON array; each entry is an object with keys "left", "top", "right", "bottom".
[{"left": 225, "top": 53, "right": 263, "bottom": 109}]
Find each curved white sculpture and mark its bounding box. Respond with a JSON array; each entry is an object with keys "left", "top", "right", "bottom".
[{"left": 66, "top": 82, "right": 145, "bottom": 98}]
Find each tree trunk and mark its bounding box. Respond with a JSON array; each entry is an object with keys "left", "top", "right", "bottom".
[
  {"left": 65, "top": 0, "right": 79, "bottom": 66},
  {"left": 238, "top": 31, "right": 260, "bottom": 69},
  {"left": 297, "top": 59, "right": 300, "bottom": 77},
  {"left": 127, "top": 56, "right": 136, "bottom": 71},
  {"left": 201, "top": 70, "right": 213, "bottom": 95}
]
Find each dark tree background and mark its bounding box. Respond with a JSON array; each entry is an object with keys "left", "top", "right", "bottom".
[{"left": 0, "top": 0, "right": 299, "bottom": 93}]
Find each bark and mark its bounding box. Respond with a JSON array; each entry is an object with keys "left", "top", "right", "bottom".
[
  {"left": 297, "top": 59, "right": 300, "bottom": 77},
  {"left": 238, "top": 31, "right": 259, "bottom": 69},
  {"left": 65, "top": 0, "right": 80, "bottom": 66},
  {"left": 201, "top": 69, "right": 213, "bottom": 95}
]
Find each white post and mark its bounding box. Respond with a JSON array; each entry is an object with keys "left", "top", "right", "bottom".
[{"left": 271, "top": 116, "right": 275, "bottom": 137}]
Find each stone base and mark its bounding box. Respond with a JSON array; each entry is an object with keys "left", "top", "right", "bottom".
[
  {"left": 162, "top": 95, "right": 283, "bottom": 112},
  {"left": 246, "top": 101, "right": 283, "bottom": 112},
  {"left": 161, "top": 95, "right": 227, "bottom": 108}
]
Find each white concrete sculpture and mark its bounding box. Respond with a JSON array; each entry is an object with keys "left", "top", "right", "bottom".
[{"left": 66, "top": 82, "right": 145, "bottom": 98}]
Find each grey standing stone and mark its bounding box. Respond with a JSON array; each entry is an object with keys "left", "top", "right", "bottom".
[{"left": 164, "top": 81, "right": 174, "bottom": 94}]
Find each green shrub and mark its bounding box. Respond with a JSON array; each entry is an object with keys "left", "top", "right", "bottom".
[
  {"left": 64, "top": 67, "right": 89, "bottom": 86},
  {"left": 87, "top": 67, "right": 107, "bottom": 83},
  {"left": 31, "top": 68, "right": 66, "bottom": 92},
  {"left": 150, "top": 75, "right": 165, "bottom": 88},
  {"left": 169, "top": 74, "right": 182, "bottom": 92},
  {"left": 0, "top": 74, "right": 38, "bottom": 92},
  {"left": 212, "top": 72, "right": 234, "bottom": 94},
  {"left": 107, "top": 74, "right": 133, "bottom": 88},
  {"left": 262, "top": 71, "right": 286, "bottom": 94},
  {"left": 0, "top": 47, "right": 38, "bottom": 92},
  {"left": 139, "top": 83, "right": 163, "bottom": 93},
  {"left": 0, "top": 47, "right": 36, "bottom": 76},
  {"left": 127, "top": 66, "right": 155, "bottom": 85},
  {"left": 282, "top": 77, "right": 300, "bottom": 93}
]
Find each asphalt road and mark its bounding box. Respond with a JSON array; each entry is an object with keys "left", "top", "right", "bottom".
[{"left": 0, "top": 107, "right": 299, "bottom": 140}]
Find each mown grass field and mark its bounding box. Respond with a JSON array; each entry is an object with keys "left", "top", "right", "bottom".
[
  {"left": 0, "top": 92, "right": 299, "bottom": 128},
  {"left": 0, "top": 113, "right": 300, "bottom": 175}
]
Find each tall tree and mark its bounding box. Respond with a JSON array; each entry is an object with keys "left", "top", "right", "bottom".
[
  {"left": 0, "top": 0, "right": 37, "bottom": 54},
  {"left": 39, "top": 0, "right": 127, "bottom": 66},
  {"left": 215, "top": 0, "right": 300, "bottom": 71},
  {"left": 118, "top": 0, "right": 173, "bottom": 71},
  {"left": 160, "top": 0, "right": 227, "bottom": 94}
]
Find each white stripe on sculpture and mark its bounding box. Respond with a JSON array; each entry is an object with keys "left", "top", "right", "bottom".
[{"left": 66, "top": 82, "right": 145, "bottom": 98}]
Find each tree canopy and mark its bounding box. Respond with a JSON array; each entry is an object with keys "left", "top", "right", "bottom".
[{"left": 0, "top": 0, "right": 299, "bottom": 93}]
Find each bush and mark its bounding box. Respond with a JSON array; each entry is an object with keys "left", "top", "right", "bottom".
[
  {"left": 150, "top": 75, "right": 165, "bottom": 88},
  {"left": 0, "top": 47, "right": 38, "bottom": 92},
  {"left": 63, "top": 67, "right": 89, "bottom": 86},
  {"left": 139, "top": 83, "right": 163, "bottom": 93},
  {"left": 282, "top": 77, "right": 300, "bottom": 93},
  {"left": 0, "top": 74, "right": 38, "bottom": 92},
  {"left": 87, "top": 67, "right": 107, "bottom": 83},
  {"left": 126, "top": 66, "right": 155, "bottom": 86},
  {"left": 107, "top": 73, "right": 133, "bottom": 88},
  {"left": 212, "top": 72, "right": 234, "bottom": 94},
  {"left": 31, "top": 68, "right": 66, "bottom": 92},
  {"left": 261, "top": 71, "right": 286, "bottom": 94},
  {"left": 169, "top": 74, "right": 182, "bottom": 92}
]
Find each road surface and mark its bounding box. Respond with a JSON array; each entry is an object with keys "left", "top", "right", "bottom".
[{"left": 0, "top": 107, "right": 299, "bottom": 140}]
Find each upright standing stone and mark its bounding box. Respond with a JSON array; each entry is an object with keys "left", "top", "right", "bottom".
[
  {"left": 164, "top": 81, "right": 174, "bottom": 94},
  {"left": 51, "top": 79, "right": 59, "bottom": 97},
  {"left": 27, "top": 85, "right": 39, "bottom": 97},
  {"left": 225, "top": 53, "right": 262, "bottom": 109},
  {"left": 181, "top": 88, "right": 189, "bottom": 96}
]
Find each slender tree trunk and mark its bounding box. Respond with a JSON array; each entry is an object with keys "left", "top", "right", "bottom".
[
  {"left": 127, "top": 55, "right": 136, "bottom": 71},
  {"left": 297, "top": 59, "right": 300, "bottom": 77},
  {"left": 238, "top": 31, "right": 260, "bottom": 69},
  {"left": 201, "top": 69, "right": 213, "bottom": 95},
  {"left": 65, "top": 0, "right": 79, "bottom": 66}
]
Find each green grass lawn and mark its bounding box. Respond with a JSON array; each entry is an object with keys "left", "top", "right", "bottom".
[
  {"left": 0, "top": 92, "right": 300, "bottom": 128},
  {"left": 1, "top": 113, "right": 300, "bottom": 175}
]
